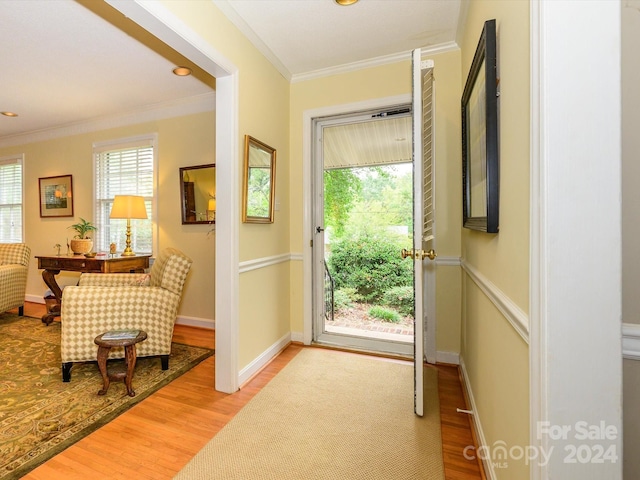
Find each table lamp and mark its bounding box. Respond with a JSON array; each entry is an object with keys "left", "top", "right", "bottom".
[
  {"left": 207, "top": 196, "right": 216, "bottom": 221},
  {"left": 109, "top": 195, "right": 148, "bottom": 256}
]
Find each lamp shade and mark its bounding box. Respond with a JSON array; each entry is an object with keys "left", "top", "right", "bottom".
[
  {"left": 109, "top": 195, "right": 148, "bottom": 219},
  {"left": 208, "top": 198, "right": 216, "bottom": 211}
]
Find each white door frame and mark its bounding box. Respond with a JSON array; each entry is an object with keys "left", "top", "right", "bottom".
[
  {"left": 310, "top": 108, "right": 414, "bottom": 356},
  {"left": 106, "top": 0, "right": 240, "bottom": 393},
  {"left": 303, "top": 94, "right": 419, "bottom": 346},
  {"left": 530, "top": 1, "right": 622, "bottom": 478}
]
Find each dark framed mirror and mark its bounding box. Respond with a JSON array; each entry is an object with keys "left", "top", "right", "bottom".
[
  {"left": 179, "top": 164, "right": 216, "bottom": 224},
  {"left": 462, "top": 19, "right": 499, "bottom": 233}
]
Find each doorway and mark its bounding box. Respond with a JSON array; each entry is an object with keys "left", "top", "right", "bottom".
[{"left": 311, "top": 106, "right": 415, "bottom": 356}]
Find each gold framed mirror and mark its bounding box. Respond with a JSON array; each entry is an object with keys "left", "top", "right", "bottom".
[
  {"left": 243, "top": 135, "right": 276, "bottom": 223},
  {"left": 179, "top": 164, "right": 216, "bottom": 224}
]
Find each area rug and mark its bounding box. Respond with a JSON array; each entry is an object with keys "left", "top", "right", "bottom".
[
  {"left": 175, "top": 348, "right": 445, "bottom": 480},
  {"left": 0, "top": 313, "right": 214, "bottom": 480}
]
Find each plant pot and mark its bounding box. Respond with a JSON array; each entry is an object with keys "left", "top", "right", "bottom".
[{"left": 70, "top": 238, "right": 93, "bottom": 255}]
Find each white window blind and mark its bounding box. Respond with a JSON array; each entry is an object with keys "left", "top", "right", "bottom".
[
  {"left": 0, "top": 156, "right": 23, "bottom": 243},
  {"left": 94, "top": 137, "right": 155, "bottom": 254}
]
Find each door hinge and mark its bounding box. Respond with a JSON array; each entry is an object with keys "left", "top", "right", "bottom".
[{"left": 310, "top": 239, "right": 313, "bottom": 247}]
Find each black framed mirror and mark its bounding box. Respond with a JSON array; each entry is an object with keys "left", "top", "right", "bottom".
[
  {"left": 462, "top": 19, "right": 499, "bottom": 233},
  {"left": 179, "top": 164, "right": 216, "bottom": 224}
]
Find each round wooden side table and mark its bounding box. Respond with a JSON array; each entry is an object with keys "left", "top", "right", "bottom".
[{"left": 94, "top": 330, "right": 148, "bottom": 397}]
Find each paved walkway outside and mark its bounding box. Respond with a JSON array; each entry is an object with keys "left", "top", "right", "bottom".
[{"left": 325, "top": 303, "right": 414, "bottom": 342}]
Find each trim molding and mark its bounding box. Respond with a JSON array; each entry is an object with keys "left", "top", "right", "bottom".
[
  {"left": 239, "top": 253, "right": 293, "bottom": 273},
  {"left": 435, "top": 255, "right": 461, "bottom": 267},
  {"left": 460, "top": 258, "right": 529, "bottom": 344},
  {"left": 623, "top": 323, "right": 640, "bottom": 360},
  {"left": 459, "top": 356, "right": 497, "bottom": 480},
  {"left": 0, "top": 92, "right": 216, "bottom": 148},
  {"left": 291, "top": 42, "right": 459, "bottom": 83},
  {"left": 238, "top": 332, "right": 291, "bottom": 385},
  {"left": 176, "top": 315, "right": 215, "bottom": 330},
  {"left": 436, "top": 350, "right": 460, "bottom": 365},
  {"left": 25, "top": 294, "right": 46, "bottom": 305}
]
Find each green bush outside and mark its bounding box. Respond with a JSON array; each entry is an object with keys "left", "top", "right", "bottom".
[
  {"left": 328, "top": 234, "right": 413, "bottom": 303},
  {"left": 333, "top": 287, "right": 361, "bottom": 311},
  {"left": 368, "top": 305, "right": 402, "bottom": 323},
  {"left": 382, "top": 286, "right": 414, "bottom": 317}
]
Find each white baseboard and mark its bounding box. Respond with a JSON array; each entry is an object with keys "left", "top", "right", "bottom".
[
  {"left": 436, "top": 350, "right": 460, "bottom": 365},
  {"left": 175, "top": 315, "right": 215, "bottom": 330},
  {"left": 26, "top": 294, "right": 45, "bottom": 304},
  {"left": 291, "top": 331, "right": 304, "bottom": 343},
  {"left": 623, "top": 322, "right": 640, "bottom": 360},
  {"left": 238, "top": 332, "right": 292, "bottom": 385},
  {"left": 459, "top": 356, "right": 495, "bottom": 480}
]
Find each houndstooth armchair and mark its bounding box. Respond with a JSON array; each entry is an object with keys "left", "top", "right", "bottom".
[
  {"left": 60, "top": 247, "right": 192, "bottom": 382},
  {"left": 0, "top": 243, "right": 31, "bottom": 316}
]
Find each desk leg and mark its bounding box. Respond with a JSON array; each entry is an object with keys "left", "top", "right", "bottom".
[{"left": 41, "top": 269, "right": 62, "bottom": 325}]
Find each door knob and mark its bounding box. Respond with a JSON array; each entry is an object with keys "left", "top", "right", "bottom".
[
  {"left": 402, "top": 248, "right": 437, "bottom": 261},
  {"left": 401, "top": 248, "right": 414, "bottom": 259},
  {"left": 419, "top": 249, "right": 437, "bottom": 261}
]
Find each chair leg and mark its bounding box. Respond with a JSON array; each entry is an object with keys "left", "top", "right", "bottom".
[
  {"left": 18, "top": 305, "right": 23, "bottom": 316},
  {"left": 62, "top": 362, "right": 72, "bottom": 382},
  {"left": 161, "top": 355, "right": 169, "bottom": 370}
]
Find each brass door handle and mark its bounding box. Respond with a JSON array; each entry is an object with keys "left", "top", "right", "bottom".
[
  {"left": 419, "top": 249, "right": 437, "bottom": 261},
  {"left": 401, "top": 248, "right": 414, "bottom": 259},
  {"left": 401, "top": 248, "right": 437, "bottom": 261}
]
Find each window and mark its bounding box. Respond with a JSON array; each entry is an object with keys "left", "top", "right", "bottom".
[
  {"left": 94, "top": 135, "right": 156, "bottom": 254},
  {"left": 0, "top": 155, "right": 23, "bottom": 243}
]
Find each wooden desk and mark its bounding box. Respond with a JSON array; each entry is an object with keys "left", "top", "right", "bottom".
[{"left": 36, "top": 254, "right": 151, "bottom": 325}]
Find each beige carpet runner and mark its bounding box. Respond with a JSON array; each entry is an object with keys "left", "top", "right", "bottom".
[{"left": 176, "top": 348, "right": 445, "bottom": 479}]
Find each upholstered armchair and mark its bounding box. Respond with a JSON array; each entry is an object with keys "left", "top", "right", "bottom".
[
  {"left": 60, "top": 248, "right": 192, "bottom": 382},
  {"left": 0, "top": 243, "right": 31, "bottom": 316}
]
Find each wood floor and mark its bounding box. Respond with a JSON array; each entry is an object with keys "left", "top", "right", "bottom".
[{"left": 14, "top": 302, "right": 483, "bottom": 479}]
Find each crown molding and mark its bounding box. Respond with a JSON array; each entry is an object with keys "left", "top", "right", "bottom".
[
  {"left": 212, "top": 0, "right": 291, "bottom": 81},
  {"left": 0, "top": 92, "right": 216, "bottom": 148},
  {"left": 291, "top": 42, "right": 459, "bottom": 83}
]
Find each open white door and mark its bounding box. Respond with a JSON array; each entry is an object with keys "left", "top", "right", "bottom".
[{"left": 411, "top": 50, "right": 436, "bottom": 417}]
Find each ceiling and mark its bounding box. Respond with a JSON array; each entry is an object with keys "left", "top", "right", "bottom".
[
  {"left": 0, "top": 0, "right": 464, "bottom": 146},
  {"left": 214, "top": 0, "right": 463, "bottom": 80}
]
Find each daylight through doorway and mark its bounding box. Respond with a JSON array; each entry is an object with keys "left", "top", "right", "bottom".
[{"left": 312, "top": 107, "right": 414, "bottom": 356}]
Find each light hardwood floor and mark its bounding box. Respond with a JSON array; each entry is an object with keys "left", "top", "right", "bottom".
[{"left": 14, "top": 302, "right": 483, "bottom": 479}]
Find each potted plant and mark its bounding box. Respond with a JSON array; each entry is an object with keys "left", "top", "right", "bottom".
[{"left": 68, "top": 218, "right": 97, "bottom": 255}]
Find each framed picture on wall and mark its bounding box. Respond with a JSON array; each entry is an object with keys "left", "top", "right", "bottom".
[
  {"left": 461, "top": 19, "right": 499, "bottom": 233},
  {"left": 39, "top": 174, "right": 74, "bottom": 217}
]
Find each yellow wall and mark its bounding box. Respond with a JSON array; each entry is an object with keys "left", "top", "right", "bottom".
[
  {"left": 289, "top": 50, "right": 463, "bottom": 354},
  {"left": 158, "top": 0, "right": 292, "bottom": 369},
  {"left": 239, "top": 263, "right": 291, "bottom": 368},
  {"left": 0, "top": 111, "right": 216, "bottom": 323},
  {"left": 459, "top": 1, "right": 530, "bottom": 479}
]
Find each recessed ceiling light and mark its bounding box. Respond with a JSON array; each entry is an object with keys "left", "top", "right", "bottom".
[
  {"left": 172, "top": 66, "right": 192, "bottom": 76},
  {"left": 1, "top": 112, "right": 18, "bottom": 117},
  {"left": 335, "top": 0, "right": 359, "bottom": 5}
]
